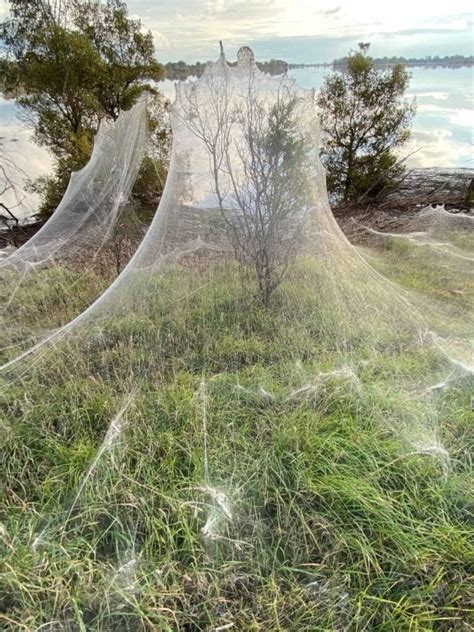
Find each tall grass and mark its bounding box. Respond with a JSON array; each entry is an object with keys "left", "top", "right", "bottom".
[{"left": 1, "top": 258, "right": 473, "bottom": 630}]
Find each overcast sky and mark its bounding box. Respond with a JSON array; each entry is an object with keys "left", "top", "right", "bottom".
[
  {"left": 124, "top": 0, "right": 474, "bottom": 62},
  {"left": 0, "top": 0, "right": 473, "bottom": 62}
]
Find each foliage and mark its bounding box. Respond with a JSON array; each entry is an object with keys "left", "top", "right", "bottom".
[
  {"left": 318, "top": 43, "right": 415, "bottom": 203},
  {"left": 131, "top": 155, "right": 167, "bottom": 220},
  {"left": 132, "top": 90, "right": 171, "bottom": 220},
  {"left": 27, "top": 130, "right": 95, "bottom": 215},
  {"left": 0, "top": 0, "right": 165, "bottom": 218},
  {"left": 72, "top": 0, "right": 163, "bottom": 120}
]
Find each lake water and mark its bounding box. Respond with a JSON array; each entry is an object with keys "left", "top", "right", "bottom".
[
  {"left": 288, "top": 66, "right": 474, "bottom": 170},
  {"left": 1, "top": 66, "right": 473, "bottom": 219}
]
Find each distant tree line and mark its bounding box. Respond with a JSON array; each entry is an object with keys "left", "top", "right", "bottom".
[
  {"left": 164, "top": 61, "right": 207, "bottom": 80},
  {"left": 333, "top": 53, "right": 474, "bottom": 69},
  {"left": 164, "top": 58, "right": 289, "bottom": 81},
  {"left": 290, "top": 54, "right": 474, "bottom": 70},
  {"left": 255, "top": 59, "right": 289, "bottom": 75}
]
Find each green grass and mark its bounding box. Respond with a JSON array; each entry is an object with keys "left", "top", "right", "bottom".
[
  {"left": 361, "top": 236, "right": 474, "bottom": 307},
  {"left": 0, "top": 266, "right": 108, "bottom": 365},
  {"left": 0, "top": 255, "right": 473, "bottom": 630}
]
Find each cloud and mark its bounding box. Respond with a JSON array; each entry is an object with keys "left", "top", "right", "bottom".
[
  {"left": 219, "top": 0, "right": 281, "bottom": 18},
  {"left": 0, "top": 0, "right": 9, "bottom": 20},
  {"left": 127, "top": 0, "right": 474, "bottom": 62},
  {"left": 417, "top": 104, "right": 474, "bottom": 129},
  {"left": 152, "top": 30, "right": 171, "bottom": 49},
  {"left": 406, "top": 92, "right": 450, "bottom": 101},
  {"left": 450, "top": 109, "right": 474, "bottom": 129},
  {"left": 406, "top": 128, "right": 473, "bottom": 168},
  {"left": 375, "top": 25, "right": 472, "bottom": 38}
]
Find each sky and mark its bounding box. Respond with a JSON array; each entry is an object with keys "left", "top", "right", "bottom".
[
  {"left": 122, "top": 0, "right": 474, "bottom": 63},
  {"left": 0, "top": 0, "right": 472, "bottom": 211},
  {"left": 1, "top": 0, "right": 473, "bottom": 62}
]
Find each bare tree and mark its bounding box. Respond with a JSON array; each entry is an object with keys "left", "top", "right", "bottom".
[
  {"left": 178, "top": 71, "right": 313, "bottom": 305},
  {"left": 222, "top": 91, "right": 313, "bottom": 305},
  {"left": 0, "top": 141, "right": 29, "bottom": 246}
]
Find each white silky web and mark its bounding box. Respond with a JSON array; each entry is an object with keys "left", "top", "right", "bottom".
[
  {"left": 0, "top": 97, "right": 148, "bottom": 360},
  {"left": 2, "top": 46, "right": 472, "bottom": 449},
  {"left": 353, "top": 205, "right": 473, "bottom": 371},
  {"left": 0, "top": 49, "right": 472, "bottom": 626},
  {"left": 1, "top": 98, "right": 148, "bottom": 273}
]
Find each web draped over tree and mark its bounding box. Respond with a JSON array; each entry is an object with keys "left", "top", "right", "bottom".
[
  {"left": 0, "top": 97, "right": 148, "bottom": 358},
  {"left": 0, "top": 47, "right": 472, "bottom": 628}
]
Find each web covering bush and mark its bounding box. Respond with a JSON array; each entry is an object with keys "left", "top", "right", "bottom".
[
  {"left": 0, "top": 48, "right": 472, "bottom": 629},
  {"left": 0, "top": 97, "right": 148, "bottom": 360}
]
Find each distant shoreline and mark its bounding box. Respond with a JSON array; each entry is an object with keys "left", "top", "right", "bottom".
[
  {"left": 2, "top": 57, "right": 472, "bottom": 90},
  {"left": 290, "top": 60, "right": 474, "bottom": 70},
  {"left": 163, "top": 57, "right": 474, "bottom": 80}
]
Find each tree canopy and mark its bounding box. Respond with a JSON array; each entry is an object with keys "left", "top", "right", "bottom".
[
  {"left": 318, "top": 43, "right": 415, "bottom": 203},
  {"left": 1, "top": 0, "right": 166, "bottom": 217}
]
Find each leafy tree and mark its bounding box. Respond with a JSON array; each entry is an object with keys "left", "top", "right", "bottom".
[
  {"left": 318, "top": 43, "right": 415, "bottom": 203},
  {"left": 1, "top": 0, "right": 165, "bottom": 217},
  {"left": 73, "top": 0, "right": 162, "bottom": 120}
]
